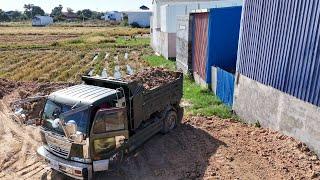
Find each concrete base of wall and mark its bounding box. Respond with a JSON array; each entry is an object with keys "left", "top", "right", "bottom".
[
  {"left": 233, "top": 73, "right": 320, "bottom": 156},
  {"left": 194, "top": 73, "right": 209, "bottom": 89},
  {"left": 211, "top": 66, "right": 217, "bottom": 95}
]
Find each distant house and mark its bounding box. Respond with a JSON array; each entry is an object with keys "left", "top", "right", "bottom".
[
  {"left": 32, "top": 16, "right": 53, "bottom": 27},
  {"left": 103, "top": 11, "right": 123, "bottom": 22},
  {"left": 124, "top": 9, "right": 152, "bottom": 28},
  {"left": 62, "top": 12, "right": 78, "bottom": 21}
]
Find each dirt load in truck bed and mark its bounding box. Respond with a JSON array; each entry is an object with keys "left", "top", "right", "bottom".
[{"left": 123, "top": 67, "right": 178, "bottom": 90}]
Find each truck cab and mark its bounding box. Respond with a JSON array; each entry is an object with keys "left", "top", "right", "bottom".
[{"left": 37, "top": 74, "right": 183, "bottom": 179}]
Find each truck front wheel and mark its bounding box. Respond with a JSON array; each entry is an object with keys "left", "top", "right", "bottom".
[{"left": 161, "top": 111, "right": 177, "bottom": 134}]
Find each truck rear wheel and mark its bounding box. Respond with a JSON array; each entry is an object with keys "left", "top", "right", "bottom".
[{"left": 161, "top": 111, "right": 177, "bottom": 134}]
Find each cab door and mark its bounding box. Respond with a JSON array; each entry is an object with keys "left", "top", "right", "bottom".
[{"left": 90, "top": 108, "right": 129, "bottom": 171}]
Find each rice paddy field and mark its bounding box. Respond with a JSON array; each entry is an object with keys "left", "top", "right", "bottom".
[{"left": 0, "top": 25, "right": 152, "bottom": 82}]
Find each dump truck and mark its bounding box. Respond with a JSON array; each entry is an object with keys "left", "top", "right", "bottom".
[{"left": 37, "top": 72, "right": 183, "bottom": 179}]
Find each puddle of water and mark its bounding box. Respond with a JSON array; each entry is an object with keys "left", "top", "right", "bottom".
[
  {"left": 88, "top": 69, "right": 94, "bottom": 76},
  {"left": 114, "top": 66, "right": 122, "bottom": 79},
  {"left": 105, "top": 53, "right": 109, "bottom": 60},
  {"left": 126, "top": 65, "right": 134, "bottom": 75},
  {"left": 101, "top": 68, "right": 108, "bottom": 78},
  {"left": 93, "top": 53, "right": 99, "bottom": 61}
]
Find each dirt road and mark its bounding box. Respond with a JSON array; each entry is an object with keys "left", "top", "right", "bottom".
[
  {"left": 0, "top": 97, "right": 49, "bottom": 179},
  {"left": 0, "top": 84, "right": 319, "bottom": 179}
]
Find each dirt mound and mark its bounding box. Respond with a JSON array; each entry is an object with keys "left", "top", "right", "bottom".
[
  {"left": 101, "top": 116, "right": 320, "bottom": 179},
  {"left": 0, "top": 79, "right": 73, "bottom": 124},
  {"left": 0, "top": 78, "right": 20, "bottom": 99},
  {"left": 123, "top": 67, "right": 178, "bottom": 89}
]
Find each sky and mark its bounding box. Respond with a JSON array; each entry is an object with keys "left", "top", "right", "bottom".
[{"left": 0, "top": 0, "right": 153, "bottom": 13}]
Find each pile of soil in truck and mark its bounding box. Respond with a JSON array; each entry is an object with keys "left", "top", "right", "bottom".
[{"left": 123, "top": 67, "right": 179, "bottom": 90}]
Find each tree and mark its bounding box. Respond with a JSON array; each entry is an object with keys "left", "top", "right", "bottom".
[
  {"left": 77, "top": 9, "right": 92, "bottom": 20},
  {"left": 24, "top": 4, "right": 45, "bottom": 18},
  {"left": 0, "top": 9, "right": 10, "bottom": 22},
  {"left": 51, "top": 5, "right": 63, "bottom": 21},
  {"left": 7, "top": 11, "right": 23, "bottom": 21},
  {"left": 67, "top": 8, "right": 74, "bottom": 13},
  {"left": 91, "top": 11, "right": 104, "bottom": 20}
]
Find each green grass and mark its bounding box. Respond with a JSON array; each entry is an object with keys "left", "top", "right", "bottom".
[
  {"left": 183, "top": 77, "right": 232, "bottom": 118},
  {"left": 144, "top": 55, "right": 233, "bottom": 119},
  {"left": 144, "top": 55, "right": 176, "bottom": 70},
  {"left": 115, "top": 37, "right": 150, "bottom": 47}
]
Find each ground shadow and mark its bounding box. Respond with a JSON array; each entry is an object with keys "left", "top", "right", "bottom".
[{"left": 95, "top": 123, "right": 226, "bottom": 180}]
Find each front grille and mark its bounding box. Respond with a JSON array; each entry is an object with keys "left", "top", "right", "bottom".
[
  {"left": 45, "top": 134, "right": 71, "bottom": 159},
  {"left": 48, "top": 143, "right": 70, "bottom": 158}
]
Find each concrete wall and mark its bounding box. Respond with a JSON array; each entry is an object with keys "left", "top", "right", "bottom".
[
  {"left": 176, "top": 15, "right": 192, "bottom": 74},
  {"left": 159, "top": 32, "right": 176, "bottom": 59},
  {"left": 233, "top": 74, "right": 320, "bottom": 156},
  {"left": 127, "top": 11, "right": 152, "bottom": 27}
]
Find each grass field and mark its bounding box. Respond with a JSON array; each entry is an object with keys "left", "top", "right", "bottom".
[{"left": 0, "top": 26, "right": 151, "bottom": 82}]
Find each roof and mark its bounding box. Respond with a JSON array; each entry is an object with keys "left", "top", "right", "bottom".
[
  {"left": 32, "top": 16, "right": 52, "bottom": 20},
  {"left": 153, "top": 0, "right": 217, "bottom": 4},
  {"left": 124, "top": 10, "right": 152, "bottom": 13},
  {"left": 48, "top": 84, "right": 118, "bottom": 106},
  {"left": 140, "top": 5, "right": 150, "bottom": 10},
  {"left": 62, "top": 12, "right": 78, "bottom": 19}
]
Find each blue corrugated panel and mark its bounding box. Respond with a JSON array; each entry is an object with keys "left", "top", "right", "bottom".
[
  {"left": 216, "top": 68, "right": 235, "bottom": 107},
  {"left": 205, "top": 7, "right": 242, "bottom": 84},
  {"left": 237, "top": 0, "right": 320, "bottom": 106}
]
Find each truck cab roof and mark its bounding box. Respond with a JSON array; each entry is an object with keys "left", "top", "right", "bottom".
[{"left": 48, "top": 84, "right": 118, "bottom": 106}]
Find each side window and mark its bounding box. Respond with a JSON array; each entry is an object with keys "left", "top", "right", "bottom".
[{"left": 93, "top": 108, "right": 126, "bottom": 134}]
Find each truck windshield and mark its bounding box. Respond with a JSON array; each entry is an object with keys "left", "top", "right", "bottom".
[{"left": 42, "top": 100, "right": 90, "bottom": 135}]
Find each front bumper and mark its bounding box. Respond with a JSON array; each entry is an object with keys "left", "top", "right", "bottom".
[{"left": 37, "top": 146, "right": 92, "bottom": 180}]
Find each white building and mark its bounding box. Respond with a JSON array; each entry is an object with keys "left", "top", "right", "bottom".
[
  {"left": 151, "top": 0, "right": 241, "bottom": 59},
  {"left": 124, "top": 10, "right": 152, "bottom": 28},
  {"left": 104, "top": 11, "right": 123, "bottom": 22},
  {"left": 32, "top": 16, "right": 53, "bottom": 27}
]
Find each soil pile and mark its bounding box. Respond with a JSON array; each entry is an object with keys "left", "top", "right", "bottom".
[
  {"left": 101, "top": 117, "right": 320, "bottom": 179},
  {"left": 123, "top": 67, "right": 178, "bottom": 89},
  {"left": 0, "top": 78, "right": 20, "bottom": 99},
  {"left": 1, "top": 80, "right": 73, "bottom": 124}
]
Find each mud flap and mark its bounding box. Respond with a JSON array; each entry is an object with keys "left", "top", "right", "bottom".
[{"left": 93, "top": 160, "right": 109, "bottom": 172}]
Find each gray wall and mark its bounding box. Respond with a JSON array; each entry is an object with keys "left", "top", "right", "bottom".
[{"left": 233, "top": 74, "right": 320, "bottom": 156}]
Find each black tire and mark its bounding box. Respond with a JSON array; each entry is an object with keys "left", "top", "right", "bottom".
[
  {"left": 161, "top": 110, "right": 177, "bottom": 134},
  {"left": 177, "top": 106, "right": 184, "bottom": 124}
]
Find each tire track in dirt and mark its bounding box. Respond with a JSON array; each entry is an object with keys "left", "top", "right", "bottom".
[{"left": 0, "top": 99, "right": 50, "bottom": 180}]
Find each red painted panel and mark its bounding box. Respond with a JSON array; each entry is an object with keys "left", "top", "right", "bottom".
[{"left": 192, "top": 13, "right": 209, "bottom": 80}]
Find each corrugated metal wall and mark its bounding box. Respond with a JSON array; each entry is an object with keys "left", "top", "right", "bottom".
[
  {"left": 205, "top": 6, "right": 242, "bottom": 83},
  {"left": 216, "top": 67, "right": 235, "bottom": 106},
  {"left": 237, "top": 0, "right": 320, "bottom": 106},
  {"left": 192, "top": 13, "right": 209, "bottom": 80}
]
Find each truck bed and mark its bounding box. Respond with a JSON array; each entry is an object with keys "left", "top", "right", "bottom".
[{"left": 82, "top": 72, "right": 183, "bottom": 131}]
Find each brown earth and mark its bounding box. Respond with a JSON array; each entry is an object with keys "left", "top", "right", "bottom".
[
  {"left": 0, "top": 80, "right": 320, "bottom": 179},
  {"left": 123, "top": 67, "right": 178, "bottom": 90}
]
